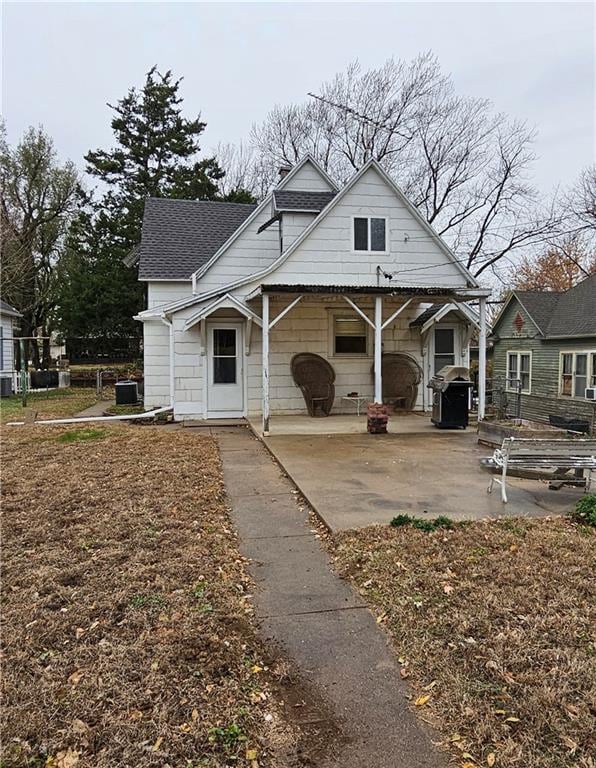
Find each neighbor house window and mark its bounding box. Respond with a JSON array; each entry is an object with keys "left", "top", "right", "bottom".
[
  {"left": 560, "top": 351, "right": 596, "bottom": 398},
  {"left": 333, "top": 315, "right": 368, "bottom": 355},
  {"left": 434, "top": 328, "right": 455, "bottom": 373},
  {"left": 353, "top": 217, "right": 387, "bottom": 252},
  {"left": 506, "top": 351, "right": 532, "bottom": 394}
]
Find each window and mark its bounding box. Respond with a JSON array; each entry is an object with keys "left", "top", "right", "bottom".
[
  {"left": 333, "top": 315, "right": 368, "bottom": 355},
  {"left": 560, "top": 350, "right": 596, "bottom": 398},
  {"left": 212, "top": 328, "right": 237, "bottom": 384},
  {"left": 353, "top": 217, "right": 387, "bottom": 252},
  {"left": 506, "top": 351, "right": 532, "bottom": 394},
  {"left": 434, "top": 328, "right": 455, "bottom": 373}
]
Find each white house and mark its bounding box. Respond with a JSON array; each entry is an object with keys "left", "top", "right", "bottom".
[
  {"left": 135, "top": 157, "right": 490, "bottom": 431},
  {"left": 0, "top": 299, "right": 21, "bottom": 396}
]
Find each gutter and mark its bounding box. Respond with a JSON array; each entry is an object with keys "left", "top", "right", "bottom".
[
  {"left": 160, "top": 313, "right": 175, "bottom": 408},
  {"left": 7, "top": 405, "right": 173, "bottom": 427}
]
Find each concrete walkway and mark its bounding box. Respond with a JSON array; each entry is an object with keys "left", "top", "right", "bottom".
[{"left": 216, "top": 426, "right": 447, "bottom": 768}]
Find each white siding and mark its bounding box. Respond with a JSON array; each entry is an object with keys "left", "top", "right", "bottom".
[
  {"left": 263, "top": 166, "right": 464, "bottom": 289},
  {"left": 194, "top": 204, "right": 281, "bottom": 294},
  {"left": 147, "top": 281, "right": 192, "bottom": 309},
  {"left": 142, "top": 318, "right": 171, "bottom": 407},
  {"left": 1, "top": 315, "right": 15, "bottom": 375},
  {"left": 281, "top": 162, "right": 334, "bottom": 192},
  {"left": 281, "top": 212, "right": 317, "bottom": 250}
]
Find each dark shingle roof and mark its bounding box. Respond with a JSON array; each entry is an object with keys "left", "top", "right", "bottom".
[
  {"left": 513, "top": 291, "right": 562, "bottom": 334},
  {"left": 0, "top": 299, "right": 21, "bottom": 317},
  {"left": 544, "top": 274, "right": 596, "bottom": 336},
  {"left": 409, "top": 304, "right": 444, "bottom": 327},
  {"left": 273, "top": 190, "right": 336, "bottom": 212},
  {"left": 507, "top": 275, "right": 596, "bottom": 338},
  {"left": 138, "top": 198, "right": 258, "bottom": 280}
]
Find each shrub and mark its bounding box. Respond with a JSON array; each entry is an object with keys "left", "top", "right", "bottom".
[
  {"left": 390, "top": 514, "right": 456, "bottom": 532},
  {"left": 571, "top": 494, "right": 596, "bottom": 527}
]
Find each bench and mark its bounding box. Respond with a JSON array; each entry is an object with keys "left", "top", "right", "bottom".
[{"left": 481, "top": 437, "right": 596, "bottom": 503}]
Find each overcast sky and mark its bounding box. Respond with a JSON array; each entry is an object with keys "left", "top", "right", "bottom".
[{"left": 2, "top": 1, "right": 594, "bottom": 195}]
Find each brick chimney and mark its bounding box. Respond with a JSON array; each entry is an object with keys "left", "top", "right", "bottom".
[{"left": 278, "top": 165, "right": 291, "bottom": 180}]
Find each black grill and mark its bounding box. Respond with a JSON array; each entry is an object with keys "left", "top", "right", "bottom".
[{"left": 428, "top": 366, "right": 473, "bottom": 429}]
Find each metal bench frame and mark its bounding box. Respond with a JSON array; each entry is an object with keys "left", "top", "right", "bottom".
[{"left": 485, "top": 437, "right": 596, "bottom": 503}]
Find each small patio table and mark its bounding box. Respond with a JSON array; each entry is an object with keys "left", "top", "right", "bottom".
[{"left": 341, "top": 395, "right": 368, "bottom": 416}]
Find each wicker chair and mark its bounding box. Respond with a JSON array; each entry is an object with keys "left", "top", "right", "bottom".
[
  {"left": 291, "top": 353, "right": 336, "bottom": 417},
  {"left": 374, "top": 353, "right": 422, "bottom": 410}
]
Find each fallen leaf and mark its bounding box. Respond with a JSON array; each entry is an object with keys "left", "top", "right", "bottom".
[
  {"left": 152, "top": 736, "right": 163, "bottom": 752},
  {"left": 423, "top": 680, "right": 437, "bottom": 691},
  {"left": 376, "top": 612, "right": 387, "bottom": 624},
  {"left": 560, "top": 736, "right": 577, "bottom": 754},
  {"left": 450, "top": 733, "right": 462, "bottom": 742},
  {"left": 246, "top": 749, "right": 258, "bottom": 760},
  {"left": 75, "top": 628, "right": 85, "bottom": 640},
  {"left": 251, "top": 665, "right": 263, "bottom": 674},
  {"left": 179, "top": 722, "right": 191, "bottom": 733},
  {"left": 68, "top": 670, "right": 84, "bottom": 686},
  {"left": 443, "top": 583, "right": 454, "bottom": 594},
  {"left": 487, "top": 753, "right": 496, "bottom": 766},
  {"left": 505, "top": 717, "right": 520, "bottom": 723},
  {"left": 400, "top": 667, "right": 410, "bottom": 679},
  {"left": 54, "top": 748, "right": 80, "bottom": 768},
  {"left": 191, "top": 708, "right": 199, "bottom": 721},
  {"left": 414, "top": 694, "right": 430, "bottom": 706}
]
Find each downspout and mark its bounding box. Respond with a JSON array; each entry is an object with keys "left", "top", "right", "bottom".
[{"left": 161, "top": 314, "right": 175, "bottom": 409}]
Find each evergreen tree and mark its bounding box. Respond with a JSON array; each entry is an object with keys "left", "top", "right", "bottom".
[{"left": 57, "top": 67, "right": 238, "bottom": 339}]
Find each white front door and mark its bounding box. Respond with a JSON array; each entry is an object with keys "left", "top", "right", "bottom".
[{"left": 207, "top": 323, "right": 244, "bottom": 417}]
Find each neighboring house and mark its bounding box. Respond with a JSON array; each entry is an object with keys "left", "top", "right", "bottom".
[
  {"left": 135, "top": 156, "right": 490, "bottom": 428},
  {"left": 491, "top": 274, "right": 596, "bottom": 425},
  {"left": 0, "top": 299, "right": 22, "bottom": 396}
]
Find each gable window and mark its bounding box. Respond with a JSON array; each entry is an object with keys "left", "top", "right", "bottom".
[
  {"left": 353, "top": 217, "right": 387, "bottom": 252},
  {"left": 560, "top": 351, "right": 596, "bottom": 398},
  {"left": 333, "top": 315, "right": 368, "bottom": 355},
  {"left": 506, "top": 351, "right": 532, "bottom": 394},
  {"left": 434, "top": 328, "right": 455, "bottom": 373}
]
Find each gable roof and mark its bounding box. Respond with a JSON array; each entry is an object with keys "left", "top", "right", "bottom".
[
  {"left": 190, "top": 155, "right": 338, "bottom": 282},
  {"left": 544, "top": 274, "right": 596, "bottom": 337},
  {"left": 493, "top": 274, "right": 596, "bottom": 339},
  {"left": 273, "top": 190, "right": 337, "bottom": 213},
  {"left": 0, "top": 299, "right": 22, "bottom": 317},
  {"left": 512, "top": 291, "right": 562, "bottom": 334},
  {"left": 138, "top": 199, "right": 257, "bottom": 281}
]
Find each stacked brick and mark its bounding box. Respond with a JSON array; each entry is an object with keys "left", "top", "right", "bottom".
[{"left": 367, "top": 402, "right": 389, "bottom": 434}]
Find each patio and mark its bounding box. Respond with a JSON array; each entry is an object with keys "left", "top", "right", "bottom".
[{"left": 249, "top": 413, "right": 582, "bottom": 532}]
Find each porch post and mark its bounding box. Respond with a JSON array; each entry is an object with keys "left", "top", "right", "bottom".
[
  {"left": 374, "top": 295, "right": 383, "bottom": 403},
  {"left": 478, "top": 296, "right": 487, "bottom": 421},
  {"left": 262, "top": 293, "right": 270, "bottom": 434}
]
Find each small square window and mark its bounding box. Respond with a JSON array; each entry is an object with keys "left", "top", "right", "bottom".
[{"left": 353, "top": 217, "right": 386, "bottom": 252}]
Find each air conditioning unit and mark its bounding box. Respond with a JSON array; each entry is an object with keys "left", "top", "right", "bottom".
[{"left": 585, "top": 387, "right": 596, "bottom": 401}]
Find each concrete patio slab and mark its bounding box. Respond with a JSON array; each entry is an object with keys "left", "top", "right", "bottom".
[
  {"left": 216, "top": 427, "right": 447, "bottom": 768},
  {"left": 260, "top": 428, "right": 581, "bottom": 532}
]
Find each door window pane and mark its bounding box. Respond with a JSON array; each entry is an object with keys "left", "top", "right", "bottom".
[
  {"left": 520, "top": 354, "right": 531, "bottom": 392},
  {"left": 435, "top": 328, "right": 454, "bottom": 354},
  {"left": 214, "top": 329, "right": 236, "bottom": 356},
  {"left": 574, "top": 354, "right": 587, "bottom": 397},
  {"left": 214, "top": 357, "right": 236, "bottom": 384},
  {"left": 354, "top": 218, "right": 368, "bottom": 250},
  {"left": 561, "top": 353, "right": 572, "bottom": 396},
  {"left": 370, "top": 218, "right": 386, "bottom": 251}
]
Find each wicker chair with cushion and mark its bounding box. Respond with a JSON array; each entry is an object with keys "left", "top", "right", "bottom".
[
  {"left": 373, "top": 353, "right": 423, "bottom": 410},
  {"left": 291, "top": 353, "right": 336, "bottom": 417}
]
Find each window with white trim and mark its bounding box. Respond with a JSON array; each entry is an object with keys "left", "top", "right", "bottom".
[
  {"left": 506, "top": 351, "right": 532, "bottom": 394},
  {"left": 433, "top": 328, "right": 455, "bottom": 373},
  {"left": 332, "top": 315, "right": 368, "bottom": 356},
  {"left": 559, "top": 351, "right": 596, "bottom": 398},
  {"left": 353, "top": 217, "right": 387, "bottom": 252}
]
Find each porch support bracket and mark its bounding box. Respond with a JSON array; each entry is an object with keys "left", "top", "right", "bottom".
[
  {"left": 381, "top": 297, "right": 413, "bottom": 331},
  {"left": 245, "top": 318, "right": 253, "bottom": 356},
  {"left": 269, "top": 295, "right": 303, "bottom": 329},
  {"left": 342, "top": 296, "right": 375, "bottom": 328}
]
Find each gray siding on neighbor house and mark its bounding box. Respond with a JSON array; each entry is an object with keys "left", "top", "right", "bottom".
[{"left": 492, "top": 296, "right": 596, "bottom": 426}]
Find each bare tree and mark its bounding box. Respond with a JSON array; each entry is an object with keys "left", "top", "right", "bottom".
[
  {"left": 0, "top": 124, "right": 79, "bottom": 366},
  {"left": 248, "top": 54, "right": 562, "bottom": 279},
  {"left": 566, "top": 164, "right": 596, "bottom": 237}
]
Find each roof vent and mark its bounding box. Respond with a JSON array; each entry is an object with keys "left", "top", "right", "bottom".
[{"left": 278, "top": 165, "right": 291, "bottom": 179}]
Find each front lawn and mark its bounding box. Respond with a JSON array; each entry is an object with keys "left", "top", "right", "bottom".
[
  {"left": 1, "top": 425, "right": 295, "bottom": 767},
  {"left": 0, "top": 387, "right": 96, "bottom": 423},
  {"left": 333, "top": 518, "right": 595, "bottom": 768}
]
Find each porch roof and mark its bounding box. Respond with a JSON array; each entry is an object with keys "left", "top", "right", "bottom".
[{"left": 251, "top": 284, "right": 490, "bottom": 299}]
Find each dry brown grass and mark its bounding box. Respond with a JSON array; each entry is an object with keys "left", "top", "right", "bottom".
[
  {"left": 1, "top": 424, "right": 296, "bottom": 767},
  {"left": 0, "top": 388, "right": 97, "bottom": 423},
  {"left": 333, "top": 518, "right": 596, "bottom": 768}
]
